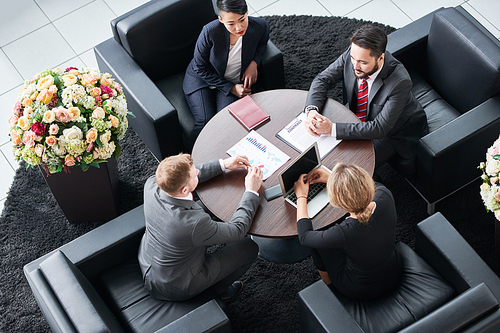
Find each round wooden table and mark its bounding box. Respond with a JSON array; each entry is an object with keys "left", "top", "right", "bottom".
[{"left": 192, "top": 89, "right": 374, "bottom": 240}]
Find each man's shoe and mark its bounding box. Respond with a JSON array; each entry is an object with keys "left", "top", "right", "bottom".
[{"left": 220, "top": 281, "right": 244, "bottom": 303}]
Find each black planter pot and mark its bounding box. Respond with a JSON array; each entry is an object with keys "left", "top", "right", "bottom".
[{"left": 40, "top": 158, "right": 120, "bottom": 223}]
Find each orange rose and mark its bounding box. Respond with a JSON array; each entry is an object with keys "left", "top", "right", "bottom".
[
  {"left": 100, "top": 74, "right": 114, "bottom": 86},
  {"left": 108, "top": 115, "right": 119, "bottom": 128},
  {"left": 80, "top": 73, "right": 98, "bottom": 86},
  {"left": 10, "top": 130, "right": 21, "bottom": 145},
  {"left": 90, "top": 87, "right": 101, "bottom": 97},
  {"left": 36, "top": 89, "right": 54, "bottom": 104},
  {"left": 68, "top": 107, "right": 80, "bottom": 120},
  {"left": 45, "top": 136, "right": 57, "bottom": 146},
  {"left": 86, "top": 128, "right": 98, "bottom": 143},
  {"left": 22, "top": 97, "right": 33, "bottom": 107},
  {"left": 64, "top": 155, "right": 76, "bottom": 166},
  {"left": 9, "top": 115, "right": 19, "bottom": 125},
  {"left": 37, "top": 76, "right": 54, "bottom": 90}
]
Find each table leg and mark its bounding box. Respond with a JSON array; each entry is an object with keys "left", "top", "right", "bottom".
[{"left": 251, "top": 236, "right": 311, "bottom": 264}]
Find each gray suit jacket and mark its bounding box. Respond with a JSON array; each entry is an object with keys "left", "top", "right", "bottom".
[
  {"left": 306, "top": 48, "right": 428, "bottom": 159},
  {"left": 138, "top": 159, "right": 260, "bottom": 301}
]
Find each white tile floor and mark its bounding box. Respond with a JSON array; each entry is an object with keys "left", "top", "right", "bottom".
[{"left": 0, "top": 0, "right": 499, "bottom": 213}]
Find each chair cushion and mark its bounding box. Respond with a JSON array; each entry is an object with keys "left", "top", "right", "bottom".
[
  {"left": 332, "top": 242, "right": 455, "bottom": 333},
  {"left": 99, "top": 258, "right": 222, "bottom": 333},
  {"left": 409, "top": 68, "right": 460, "bottom": 133},
  {"left": 156, "top": 72, "right": 194, "bottom": 138},
  {"left": 425, "top": 8, "right": 500, "bottom": 114},
  {"left": 113, "top": 0, "right": 216, "bottom": 81}
]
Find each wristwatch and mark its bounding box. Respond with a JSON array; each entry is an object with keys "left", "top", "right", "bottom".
[{"left": 304, "top": 105, "right": 319, "bottom": 115}]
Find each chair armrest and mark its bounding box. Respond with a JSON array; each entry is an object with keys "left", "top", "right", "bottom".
[
  {"left": 298, "top": 280, "right": 364, "bottom": 333},
  {"left": 399, "top": 283, "right": 499, "bottom": 333},
  {"left": 416, "top": 213, "right": 500, "bottom": 296},
  {"left": 414, "top": 95, "right": 500, "bottom": 203},
  {"left": 387, "top": 7, "right": 445, "bottom": 58},
  {"left": 94, "top": 38, "right": 184, "bottom": 159},
  {"left": 258, "top": 40, "right": 286, "bottom": 91},
  {"left": 154, "top": 300, "right": 230, "bottom": 333},
  {"left": 24, "top": 205, "right": 146, "bottom": 284}
]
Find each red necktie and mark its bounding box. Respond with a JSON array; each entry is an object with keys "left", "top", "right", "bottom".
[{"left": 356, "top": 77, "right": 369, "bottom": 122}]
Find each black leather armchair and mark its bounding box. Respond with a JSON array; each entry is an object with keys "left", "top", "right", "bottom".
[
  {"left": 386, "top": 6, "right": 500, "bottom": 214},
  {"left": 94, "top": 0, "right": 286, "bottom": 160},
  {"left": 298, "top": 212, "right": 500, "bottom": 333},
  {"left": 23, "top": 205, "right": 230, "bottom": 333}
]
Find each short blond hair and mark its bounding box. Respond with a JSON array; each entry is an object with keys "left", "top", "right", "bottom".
[
  {"left": 327, "top": 163, "right": 375, "bottom": 223},
  {"left": 155, "top": 153, "right": 193, "bottom": 194}
]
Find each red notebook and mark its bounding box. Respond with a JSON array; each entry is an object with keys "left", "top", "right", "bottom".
[{"left": 228, "top": 96, "right": 270, "bottom": 131}]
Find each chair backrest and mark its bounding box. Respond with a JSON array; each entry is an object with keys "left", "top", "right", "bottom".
[
  {"left": 425, "top": 8, "right": 500, "bottom": 114},
  {"left": 112, "top": 0, "right": 217, "bottom": 81}
]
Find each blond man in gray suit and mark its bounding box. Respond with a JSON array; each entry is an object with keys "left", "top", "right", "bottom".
[{"left": 138, "top": 153, "right": 263, "bottom": 302}]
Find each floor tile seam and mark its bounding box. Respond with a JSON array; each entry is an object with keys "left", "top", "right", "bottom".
[
  {"left": 251, "top": 0, "right": 280, "bottom": 14},
  {"left": 465, "top": 2, "right": 500, "bottom": 34},
  {"left": 0, "top": 48, "right": 24, "bottom": 84},
  {"left": 389, "top": 0, "right": 413, "bottom": 22},
  {"left": 33, "top": 0, "right": 103, "bottom": 23},
  {"left": 0, "top": 148, "right": 16, "bottom": 172},
  {"left": 342, "top": 0, "right": 375, "bottom": 17},
  {"left": 101, "top": 0, "right": 118, "bottom": 18},
  {"left": 315, "top": 0, "right": 334, "bottom": 17}
]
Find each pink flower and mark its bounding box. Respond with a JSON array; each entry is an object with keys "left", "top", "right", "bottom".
[
  {"left": 13, "top": 101, "right": 22, "bottom": 115},
  {"left": 31, "top": 122, "right": 46, "bottom": 136},
  {"left": 49, "top": 124, "right": 59, "bottom": 135},
  {"left": 100, "top": 85, "right": 112, "bottom": 95},
  {"left": 65, "top": 67, "right": 78, "bottom": 72},
  {"left": 9, "top": 114, "right": 19, "bottom": 125},
  {"left": 55, "top": 107, "right": 71, "bottom": 123},
  {"left": 22, "top": 130, "right": 37, "bottom": 148},
  {"left": 87, "top": 142, "right": 94, "bottom": 152}
]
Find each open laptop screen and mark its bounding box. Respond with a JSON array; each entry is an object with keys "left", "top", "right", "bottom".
[{"left": 281, "top": 144, "right": 321, "bottom": 194}]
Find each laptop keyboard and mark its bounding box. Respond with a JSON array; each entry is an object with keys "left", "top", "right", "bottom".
[{"left": 287, "top": 182, "right": 327, "bottom": 205}]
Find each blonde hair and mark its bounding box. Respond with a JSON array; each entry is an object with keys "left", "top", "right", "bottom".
[
  {"left": 155, "top": 153, "right": 193, "bottom": 194},
  {"left": 327, "top": 163, "right": 375, "bottom": 223}
]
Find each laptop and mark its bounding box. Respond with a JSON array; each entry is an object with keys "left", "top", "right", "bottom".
[{"left": 278, "top": 142, "right": 330, "bottom": 218}]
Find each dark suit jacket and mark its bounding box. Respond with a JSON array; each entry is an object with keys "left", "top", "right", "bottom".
[
  {"left": 306, "top": 48, "right": 428, "bottom": 159},
  {"left": 138, "top": 159, "right": 260, "bottom": 301},
  {"left": 183, "top": 16, "right": 270, "bottom": 96},
  {"left": 297, "top": 184, "right": 402, "bottom": 299}
]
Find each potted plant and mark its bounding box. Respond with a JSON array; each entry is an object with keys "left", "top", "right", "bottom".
[{"left": 8, "top": 67, "right": 134, "bottom": 223}]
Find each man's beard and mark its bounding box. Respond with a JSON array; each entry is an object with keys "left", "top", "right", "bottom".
[{"left": 354, "top": 62, "right": 379, "bottom": 79}]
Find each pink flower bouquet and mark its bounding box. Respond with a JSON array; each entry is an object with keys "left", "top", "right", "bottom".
[
  {"left": 479, "top": 135, "right": 500, "bottom": 220},
  {"left": 8, "top": 67, "right": 134, "bottom": 174}
]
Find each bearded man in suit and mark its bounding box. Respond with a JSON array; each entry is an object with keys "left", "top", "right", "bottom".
[{"left": 304, "top": 25, "right": 428, "bottom": 168}]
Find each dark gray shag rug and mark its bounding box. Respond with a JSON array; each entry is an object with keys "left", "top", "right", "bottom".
[{"left": 0, "top": 15, "right": 496, "bottom": 333}]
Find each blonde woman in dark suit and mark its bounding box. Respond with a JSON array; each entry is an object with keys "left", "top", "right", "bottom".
[{"left": 294, "top": 163, "right": 402, "bottom": 300}]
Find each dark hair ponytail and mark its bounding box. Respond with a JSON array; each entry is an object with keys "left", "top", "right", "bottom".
[{"left": 217, "top": 0, "right": 248, "bottom": 15}]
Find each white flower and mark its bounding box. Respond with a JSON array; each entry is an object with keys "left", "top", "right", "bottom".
[
  {"left": 61, "top": 84, "right": 86, "bottom": 107},
  {"left": 486, "top": 159, "right": 500, "bottom": 177},
  {"left": 63, "top": 126, "right": 83, "bottom": 141}
]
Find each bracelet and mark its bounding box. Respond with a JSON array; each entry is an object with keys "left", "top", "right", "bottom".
[{"left": 297, "top": 196, "right": 308, "bottom": 200}]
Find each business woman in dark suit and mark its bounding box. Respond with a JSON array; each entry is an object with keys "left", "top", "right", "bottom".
[
  {"left": 183, "top": 0, "right": 270, "bottom": 147},
  {"left": 294, "top": 163, "right": 402, "bottom": 300}
]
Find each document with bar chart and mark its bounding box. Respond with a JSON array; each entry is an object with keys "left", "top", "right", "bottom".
[{"left": 227, "top": 130, "right": 290, "bottom": 180}]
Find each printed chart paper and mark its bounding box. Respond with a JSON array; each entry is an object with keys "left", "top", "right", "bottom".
[
  {"left": 276, "top": 111, "right": 342, "bottom": 159},
  {"left": 227, "top": 130, "right": 290, "bottom": 180}
]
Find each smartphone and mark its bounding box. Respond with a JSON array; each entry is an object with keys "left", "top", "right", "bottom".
[{"left": 263, "top": 184, "right": 283, "bottom": 201}]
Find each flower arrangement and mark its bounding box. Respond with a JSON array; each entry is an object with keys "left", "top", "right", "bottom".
[
  {"left": 8, "top": 67, "right": 133, "bottom": 174},
  {"left": 479, "top": 135, "right": 500, "bottom": 220}
]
